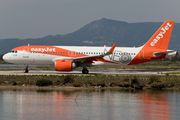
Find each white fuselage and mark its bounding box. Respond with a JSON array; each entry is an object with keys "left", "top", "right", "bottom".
[{"left": 3, "top": 46, "right": 142, "bottom": 66}]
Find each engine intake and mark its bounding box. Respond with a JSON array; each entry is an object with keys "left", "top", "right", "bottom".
[{"left": 55, "top": 60, "right": 76, "bottom": 71}]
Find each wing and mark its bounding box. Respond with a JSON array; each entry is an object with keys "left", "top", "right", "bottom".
[
  {"left": 72, "top": 42, "right": 117, "bottom": 62},
  {"left": 51, "top": 42, "right": 118, "bottom": 64}
]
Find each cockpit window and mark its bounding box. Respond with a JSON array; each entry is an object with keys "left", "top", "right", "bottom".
[{"left": 10, "top": 50, "right": 17, "bottom": 53}]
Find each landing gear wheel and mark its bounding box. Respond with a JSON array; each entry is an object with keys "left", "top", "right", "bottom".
[
  {"left": 24, "top": 65, "right": 29, "bottom": 73},
  {"left": 82, "top": 69, "right": 89, "bottom": 74},
  {"left": 24, "top": 69, "right": 29, "bottom": 73}
]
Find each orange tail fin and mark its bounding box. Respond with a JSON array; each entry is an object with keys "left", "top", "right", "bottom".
[
  {"left": 143, "top": 21, "right": 174, "bottom": 50},
  {"left": 129, "top": 21, "right": 174, "bottom": 65}
]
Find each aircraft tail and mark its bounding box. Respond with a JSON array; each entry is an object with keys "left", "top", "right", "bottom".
[
  {"left": 143, "top": 21, "right": 174, "bottom": 50},
  {"left": 128, "top": 21, "right": 175, "bottom": 65}
]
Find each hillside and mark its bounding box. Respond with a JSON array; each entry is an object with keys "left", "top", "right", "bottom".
[{"left": 0, "top": 18, "right": 180, "bottom": 54}]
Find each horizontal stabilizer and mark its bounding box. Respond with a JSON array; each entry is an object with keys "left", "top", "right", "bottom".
[{"left": 153, "top": 50, "right": 177, "bottom": 57}]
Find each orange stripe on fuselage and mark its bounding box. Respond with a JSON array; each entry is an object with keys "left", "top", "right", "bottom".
[
  {"left": 12, "top": 45, "right": 88, "bottom": 58},
  {"left": 128, "top": 54, "right": 166, "bottom": 65},
  {"left": 12, "top": 45, "right": 118, "bottom": 64}
]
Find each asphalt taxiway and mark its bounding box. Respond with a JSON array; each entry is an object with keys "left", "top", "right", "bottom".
[{"left": 0, "top": 68, "right": 180, "bottom": 75}]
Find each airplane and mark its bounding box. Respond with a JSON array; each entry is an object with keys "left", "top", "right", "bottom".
[{"left": 2, "top": 21, "right": 176, "bottom": 74}]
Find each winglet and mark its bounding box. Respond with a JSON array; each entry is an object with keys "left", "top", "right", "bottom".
[{"left": 108, "top": 42, "right": 117, "bottom": 54}]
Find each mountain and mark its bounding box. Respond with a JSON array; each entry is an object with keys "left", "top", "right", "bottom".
[{"left": 0, "top": 18, "right": 180, "bottom": 54}]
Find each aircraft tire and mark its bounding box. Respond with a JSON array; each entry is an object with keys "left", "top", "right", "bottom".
[
  {"left": 82, "top": 69, "right": 89, "bottom": 74},
  {"left": 24, "top": 69, "right": 29, "bottom": 73}
]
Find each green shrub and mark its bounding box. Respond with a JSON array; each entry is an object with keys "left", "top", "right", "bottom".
[
  {"left": 12, "top": 81, "right": 17, "bottom": 86},
  {"left": 36, "top": 79, "right": 53, "bottom": 86},
  {"left": 123, "top": 76, "right": 130, "bottom": 82},
  {"left": 63, "top": 75, "right": 74, "bottom": 84},
  {"left": 149, "top": 75, "right": 159, "bottom": 83},
  {"left": 131, "top": 76, "right": 139, "bottom": 85},
  {"left": 165, "top": 73, "right": 169, "bottom": 77},
  {"left": 72, "top": 82, "right": 82, "bottom": 87}
]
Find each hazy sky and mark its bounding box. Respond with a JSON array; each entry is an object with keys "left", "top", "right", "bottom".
[{"left": 0, "top": 0, "right": 179, "bottom": 39}]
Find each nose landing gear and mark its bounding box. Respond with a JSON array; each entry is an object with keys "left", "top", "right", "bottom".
[{"left": 24, "top": 65, "right": 29, "bottom": 73}]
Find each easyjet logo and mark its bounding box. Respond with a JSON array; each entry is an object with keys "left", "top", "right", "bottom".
[
  {"left": 150, "top": 22, "right": 172, "bottom": 46},
  {"left": 31, "top": 47, "right": 56, "bottom": 52}
]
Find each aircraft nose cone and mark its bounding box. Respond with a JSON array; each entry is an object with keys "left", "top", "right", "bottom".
[
  {"left": 2, "top": 54, "right": 15, "bottom": 64},
  {"left": 2, "top": 54, "right": 7, "bottom": 61}
]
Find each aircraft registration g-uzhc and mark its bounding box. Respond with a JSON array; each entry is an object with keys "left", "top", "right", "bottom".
[{"left": 3, "top": 21, "right": 177, "bottom": 74}]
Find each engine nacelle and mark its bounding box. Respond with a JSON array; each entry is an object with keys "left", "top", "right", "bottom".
[{"left": 55, "top": 60, "right": 76, "bottom": 71}]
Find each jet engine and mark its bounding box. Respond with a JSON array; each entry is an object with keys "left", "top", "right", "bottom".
[{"left": 55, "top": 60, "right": 76, "bottom": 71}]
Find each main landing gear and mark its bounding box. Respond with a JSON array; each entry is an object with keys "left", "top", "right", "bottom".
[
  {"left": 82, "top": 68, "right": 89, "bottom": 74},
  {"left": 24, "top": 65, "right": 29, "bottom": 73}
]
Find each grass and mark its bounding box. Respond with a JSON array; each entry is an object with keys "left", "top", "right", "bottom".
[
  {"left": 0, "top": 75, "right": 180, "bottom": 89},
  {"left": 36, "top": 79, "right": 53, "bottom": 86}
]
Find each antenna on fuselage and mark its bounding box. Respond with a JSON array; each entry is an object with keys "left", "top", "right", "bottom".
[{"left": 28, "top": 43, "right": 30, "bottom": 46}]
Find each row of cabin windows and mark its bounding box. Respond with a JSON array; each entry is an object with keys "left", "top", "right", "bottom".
[
  {"left": 30, "top": 51, "right": 104, "bottom": 54},
  {"left": 30, "top": 51, "right": 136, "bottom": 55}
]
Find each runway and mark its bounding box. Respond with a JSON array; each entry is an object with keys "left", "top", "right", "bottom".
[{"left": 0, "top": 68, "right": 180, "bottom": 75}]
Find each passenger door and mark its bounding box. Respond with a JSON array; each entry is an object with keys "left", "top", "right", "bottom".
[{"left": 23, "top": 47, "right": 29, "bottom": 58}]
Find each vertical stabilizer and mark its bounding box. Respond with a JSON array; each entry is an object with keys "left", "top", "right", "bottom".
[
  {"left": 143, "top": 21, "right": 174, "bottom": 50},
  {"left": 129, "top": 21, "right": 174, "bottom": 65}
]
